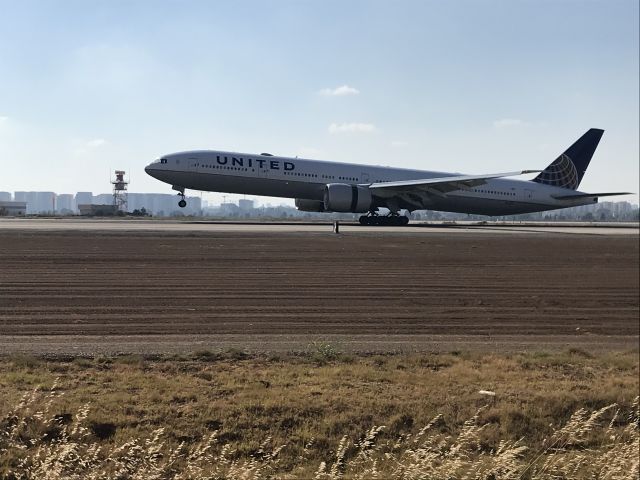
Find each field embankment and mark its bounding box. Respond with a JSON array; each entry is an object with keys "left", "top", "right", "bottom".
[{"left": 1, "top": 350, "right": 638, "bottom": 478}]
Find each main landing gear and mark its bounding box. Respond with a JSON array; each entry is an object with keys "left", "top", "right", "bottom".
[
  {"left": 358, "top": 213, "right": 409, "bottom": 226},
  {"left": 173, "top": 185, "right": 187, "bottom": 208}
]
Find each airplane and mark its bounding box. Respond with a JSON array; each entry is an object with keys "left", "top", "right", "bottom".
[{"left": 145, "top": 128, "right": 629, "bottom": 225}]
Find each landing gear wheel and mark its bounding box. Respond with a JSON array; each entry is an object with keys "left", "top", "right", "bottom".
[
  {"left": 173, "top": 185, "right": 187, "bottom": 208},
  {"left": 358, "top": 214, "right": 409, "bottom": 226},
  {"left": 359, "top": 211, "right": 380, "bottom": 226}
]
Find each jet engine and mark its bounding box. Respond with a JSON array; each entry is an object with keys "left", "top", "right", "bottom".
[
  {"left": 323, "top": 183, "right": 373, "bottom": 213},
  {"left": 295, "top": 199, "right": 326, "bottom": 212}
]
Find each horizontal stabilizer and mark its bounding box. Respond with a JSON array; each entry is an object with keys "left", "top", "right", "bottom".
[{"left": 552, "top": 192, "right": 632, "bottom": 200}]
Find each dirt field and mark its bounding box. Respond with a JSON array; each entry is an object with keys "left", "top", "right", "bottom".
[{"left": 0, "top": 229, "right": 638, "bottom": 356}]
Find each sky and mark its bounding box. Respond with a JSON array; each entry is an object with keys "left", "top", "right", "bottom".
[{"left": 1, "top": 0, "right": 638, "bottom": 206}]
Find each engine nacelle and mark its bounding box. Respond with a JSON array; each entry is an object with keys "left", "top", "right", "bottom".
[
  {"left": 323, "top": 183, "right": 373, "bottom": 213},
  {"left": 295, "top": 199, "right": 326, "bottom": 212}
]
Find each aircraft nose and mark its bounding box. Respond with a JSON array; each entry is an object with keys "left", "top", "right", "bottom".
[{"left": 145, "top": 164, "right": 158, "bottom": 179}]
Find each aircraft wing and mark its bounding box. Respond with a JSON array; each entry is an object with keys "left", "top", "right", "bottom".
[
  {"left": 552, "top": 192, "right": 632, "bottom": 200},
  {"left": 368, "top": 170, "right": 540, "bottom": 195}
]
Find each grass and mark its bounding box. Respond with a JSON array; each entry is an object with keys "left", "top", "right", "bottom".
[{"left": 0, "top": 349, "right": 637, "bottom": 478}]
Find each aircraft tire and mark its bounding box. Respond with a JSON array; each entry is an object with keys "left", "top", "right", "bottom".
[
  {"left": 358, "top": 215, "right": 410, "bottom": 226},
  {"left": 178, "top": 199, "right": 187, "bottom": 208}
]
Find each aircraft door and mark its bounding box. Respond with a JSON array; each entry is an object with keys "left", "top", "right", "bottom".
[
  {"left": 361, "top": 172, "right": 370, "bottom": 183},
  {"left": 254, "top": 157, "right": 268, "bottom": 178},
  {"left": 522, "top": 188, "right": 534, "bottom": 201}
]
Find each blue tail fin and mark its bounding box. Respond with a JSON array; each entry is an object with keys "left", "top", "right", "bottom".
[{"left": 532, "top": 128, "right": 604, "bottom": 190}]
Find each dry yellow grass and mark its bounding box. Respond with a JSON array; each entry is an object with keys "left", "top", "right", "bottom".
[{"left": 0, "top": 350, "right": 638, "bottom": 479}]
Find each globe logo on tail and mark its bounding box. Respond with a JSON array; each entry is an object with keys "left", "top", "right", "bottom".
[{"left": 533, "top": 154, "right": 579, "bottom": 190}]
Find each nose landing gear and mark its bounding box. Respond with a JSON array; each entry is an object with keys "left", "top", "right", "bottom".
[{"left": 172, "top": 185, "right": 187, "bottom": 208}]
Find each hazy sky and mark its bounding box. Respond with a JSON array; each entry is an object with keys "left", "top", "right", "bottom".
[{"left": 1, "top": 0, "right": 638, "bottom": 205}]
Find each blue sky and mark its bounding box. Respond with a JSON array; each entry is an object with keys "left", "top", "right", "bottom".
[{"left": 1, "top": 0, "right": 638, "bottom": 205}]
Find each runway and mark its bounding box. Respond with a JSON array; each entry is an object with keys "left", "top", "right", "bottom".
[
  {"left": 0, "top": 217, "right": 638, "bottom": 235},
  {"left": 0, "top": 219, "right": 638, "bottom": 356}
]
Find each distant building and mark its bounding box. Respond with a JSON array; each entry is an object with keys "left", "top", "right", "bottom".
[
  {"left": 188, "top": 196, "right": 202, "bottom": 215},
  {"left": 238, "top": 199, "right": 255, "bottom": 211},
  {"left": 14, "top": 192, "right": 36, "bottom": 214},
  {"left": 220, "top": 202, "right": 240, "bottom": 215},
  {"left": 11, "top": 191, "right": 55, "bottom": 214},
  {"left": 56, "top": 194, "right": 76, "bottom": 214},
  {"left": 93, "top": 193, "right": 113, "bottom": 205},
  {"left": 0, "top": 192, "right": 11, "bottom": 202},
  {"left": 75, "top": 192, "right": 93, "bottom": 212},
  {"left": 76, "top": 192, "right": 202, "bottom": 216},
  {"left": 36, "top": 192, "right": 56, "bottom": 214},
  {"left": 0, "top": 201, "right": 27, "bottom": 216},
  {"left": 127, "top": 193, "right": 150, "bottom": 213},
  {"left": 78, "top": 204, "right": 118, "bottom": 216}
]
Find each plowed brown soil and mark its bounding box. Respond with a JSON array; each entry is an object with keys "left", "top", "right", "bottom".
[{"left": 0, "top": 230, "right": 638, "bottom": 356}]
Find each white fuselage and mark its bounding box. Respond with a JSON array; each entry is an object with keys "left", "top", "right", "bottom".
[{"left": 145, "top": 150, "right": 599, "bottom": 216}]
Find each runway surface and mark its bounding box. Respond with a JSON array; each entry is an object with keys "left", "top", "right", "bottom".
[
  {"left": 0, "top": 218, "right": 637, "bottom": 235},
  {"left": 0, "top": 219, "right": 638, "bottom": 356}
]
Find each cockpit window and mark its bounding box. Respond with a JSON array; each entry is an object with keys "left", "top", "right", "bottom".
[{"left": 160, "top": 158, "right": 168, "bottom": 164}]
